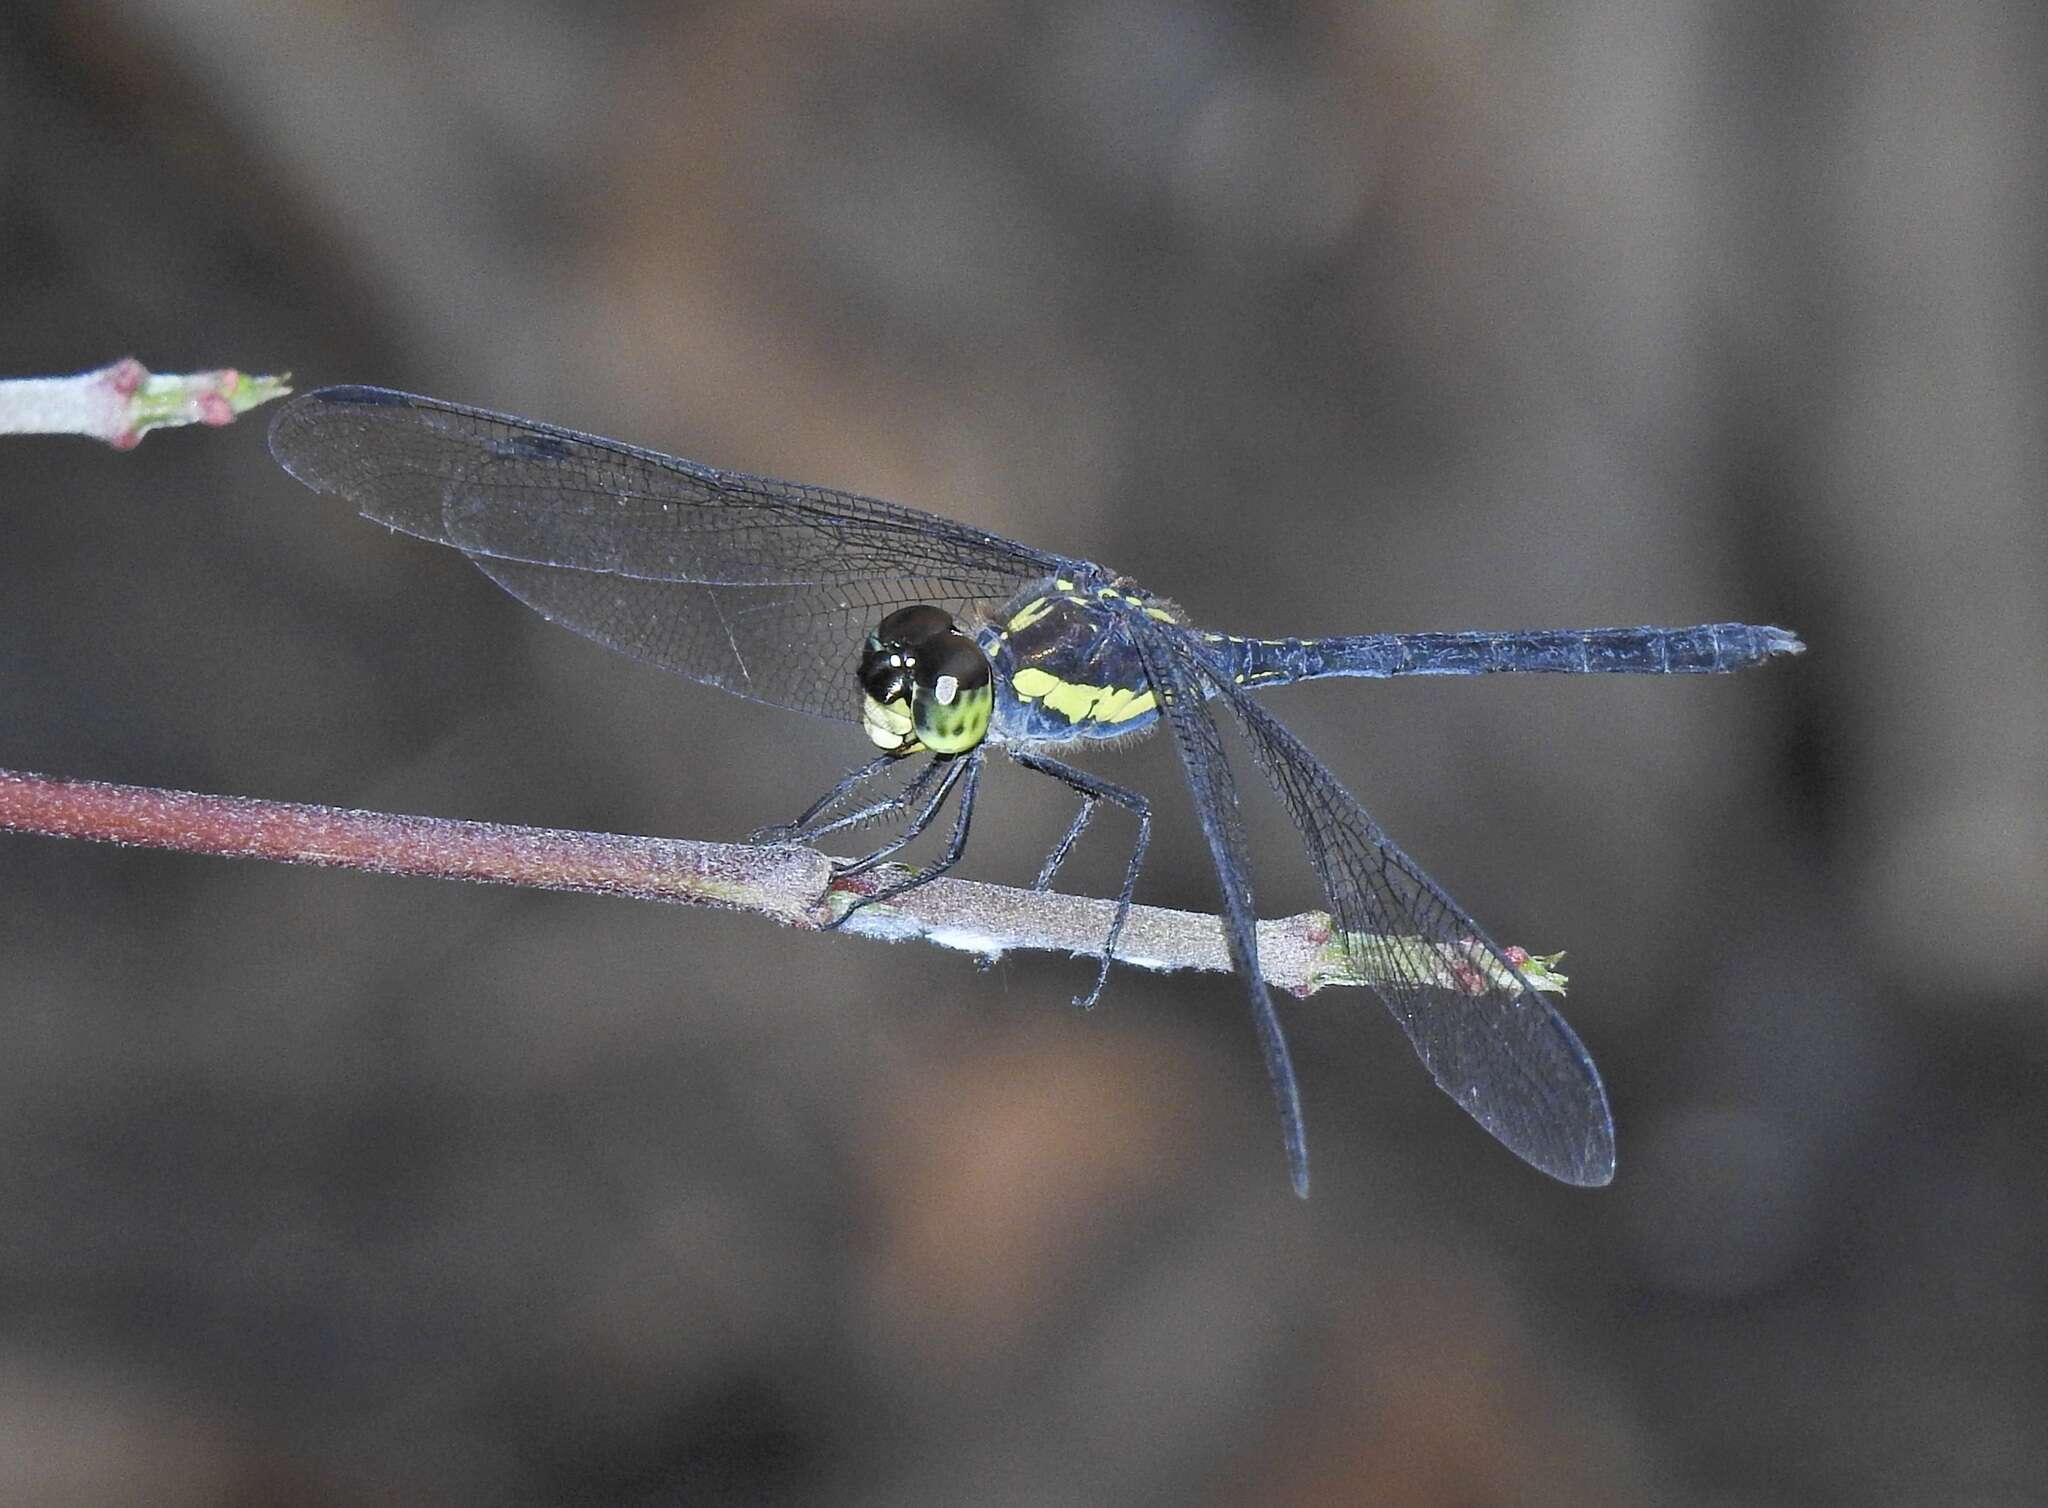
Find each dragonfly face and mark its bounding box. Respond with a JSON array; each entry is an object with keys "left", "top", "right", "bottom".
[{"left": 858, "top": 605, "right": 993, "bottom": 757}]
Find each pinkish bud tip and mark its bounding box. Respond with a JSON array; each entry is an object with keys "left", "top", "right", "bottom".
[
  {"left": 109, "top": 429, "right": 142, "bottom": 451},
  {"left": 197, "top": 393, "right": 234, "bottom": 426},
  {"left": 106, "top": 358, "right": 147, "bottom": 396}
]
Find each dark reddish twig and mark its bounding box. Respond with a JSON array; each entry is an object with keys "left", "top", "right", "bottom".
[{"left": 0, "top": 768, "right": 1564, "bottom": 998}]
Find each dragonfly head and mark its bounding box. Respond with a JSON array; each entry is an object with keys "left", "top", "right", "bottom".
[{"left": 860, "top": 605, "right": 993, "bottom": 757}]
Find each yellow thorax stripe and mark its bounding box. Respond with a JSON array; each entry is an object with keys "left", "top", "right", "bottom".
[
  {"left": 1004, "top": 595, "right": 1056, "bottom": 633},
  {"left": 1010, "top": 666, "right": 1158, "bottom": 725}
]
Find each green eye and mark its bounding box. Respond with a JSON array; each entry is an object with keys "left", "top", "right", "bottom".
[
  {"left": 912, "top": 634, "right": 992, "bottom": 754},
  {"left": 914, "top": 677, "right": 991, "bottom": 753},
  {"left": 857, "top": 608, "right": 992, "bottom": 757}
]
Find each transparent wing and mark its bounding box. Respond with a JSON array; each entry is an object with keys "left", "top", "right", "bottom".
[
  {"left": 269, "top": 386, "right": 1065, "bottom": 721},
  {"left": 1201, "top": 662, "right": 1615, "bottom": 1186},
  {"left": 1126, "top": 618, "right": 1310, "bottom": 1197}
]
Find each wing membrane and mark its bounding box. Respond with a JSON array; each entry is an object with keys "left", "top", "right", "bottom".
[
  {"left": 1127, "top": 618, "right": 1310, "bottom": 1196},
  {"left": 1202, "top": 666, "right": 1615, "bottom": 1185},
  {"left": 269, "top": 386, "right": 1063, "bottom": 719}
]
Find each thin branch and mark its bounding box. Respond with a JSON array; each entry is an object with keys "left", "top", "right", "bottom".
[
  {"left": 0, "top": 359, "right": 290, "bottom": 448},
  {"left": 0, "top": 768, "right": 1565, "bottom": 999}
]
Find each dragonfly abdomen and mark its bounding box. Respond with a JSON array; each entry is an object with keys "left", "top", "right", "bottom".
[{"left": 1224, "top": 623, "right": 1805, "bottom": 682}]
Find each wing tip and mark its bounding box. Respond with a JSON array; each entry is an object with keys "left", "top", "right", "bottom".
[
  {"left": 1564, "top": 1140, "right": 1618, "bottom": 1187},
  {"left": 268, "top": 385, "right": 430, "bottom": 492}
]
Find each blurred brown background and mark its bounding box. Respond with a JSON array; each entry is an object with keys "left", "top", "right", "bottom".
[{"left": 3, "top": 1, "right": 2042, "bottom": 1504}]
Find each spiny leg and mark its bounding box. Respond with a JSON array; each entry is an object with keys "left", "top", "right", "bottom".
[
  {"left": 1034, "top": 792, "right": 1097, "bottom": 891},
  {"left": 829, "top": 748, "right": 985, "bottom": 926},
  {"left": 754, "top": 752, "right": 969, "bottom": 936},
  {"left": 753, "top": 754, "right": 947, "bottom": 847},
  {"left": 831, "top": 752, "right": 971, "bottom": 879},
  {"left": 1010, "top": 749, "right": 1151, "bottom": 1009},
  {"left": 749, "top": 752, "right": 898, "bottom": 842}
]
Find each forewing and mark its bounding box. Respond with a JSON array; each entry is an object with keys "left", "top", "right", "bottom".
[
  {"left": 269, "top": 386, "right": 1062, "bottom": 719},
  {"left": 1204, "top": 670, "right": 1615, "bottom": 1185},
  {"left": 1126, "top": 617, "right": 1310, "bottom": 1197}
]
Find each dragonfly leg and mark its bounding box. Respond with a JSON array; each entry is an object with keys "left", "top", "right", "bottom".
[
  {"left": 830, "top": 753, "right": 970, "bottom": 879},
  {"left": 1010, "top": 749, "right": 1150, "bottom": 1009},
  {"left": 749, "top": 752, "right": 919, "bottom": 844},
  {"left": 1033, "top": 796, "right": 1096, "bottom": 890},
  {"left": 828, "top": 749, "right": 984, "bottom": 927}
]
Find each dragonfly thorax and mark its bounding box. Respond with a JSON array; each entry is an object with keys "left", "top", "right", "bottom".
[
  {"left": 859, "top": 604, "right": 994, "bottom": 757},
  {"left": 977, "top": 580, "right": 1167, "bottom": 746}
]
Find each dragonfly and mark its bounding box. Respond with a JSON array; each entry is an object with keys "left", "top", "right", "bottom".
[{"left": 269, "top": 386, "right": 1804, "bottom": 1197}]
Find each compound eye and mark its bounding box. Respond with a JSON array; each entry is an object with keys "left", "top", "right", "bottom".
[
  {"left": 859, "top": 645, "right": 911, "bottom": 705},
  {"left": 916, "top": 633, "right": 991, "bottom": 697},
  {"left": 877, "top": 604, "right": 957, "bottom": 644},
  {"left": 908, "top": 630, "right": 994, "bottom": 754}
]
